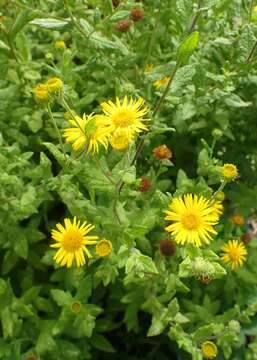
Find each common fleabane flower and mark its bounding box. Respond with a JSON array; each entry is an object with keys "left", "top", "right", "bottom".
[
  {"left": 220, "top": 163, "right": 238, "bottom": 181},
  {"left": 220, "top": 240, "right": 247, "bottom": 270},
  {"left": 201, "top": 341, "right": 218, "bottom": 359},
  {"left": 51, "top": 217, "right": 98, "bottom": 268},
  {"left": 165, "top": 194, "right": 219, "bottom": 247},
  {"left": 63, "top": 113, "right": 110, "bottom": 154},
  {"left": 100, "top": 96, "right": 148, "bottom": 140}
]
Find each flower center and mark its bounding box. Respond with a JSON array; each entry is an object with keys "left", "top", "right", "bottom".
[
  {"left": 181, "top": 212, "right": 201, "bottom": 230},
  {"left": 204, "top": 344, "right": 215, "bottom": 356},
  {"left": 229, "top": 249, "right": 240, "bottom": 261},
  {"left": 112, "top": 109, "right": 134, "bottom": 127},
  {"left": 62, "top": 230, "right": 83, "bottom": 252}
]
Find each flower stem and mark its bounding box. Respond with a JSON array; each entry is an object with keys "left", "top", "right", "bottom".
[
  {"left": 211, "top": 180, "right": 227, "bottom": 200},
  {"left": 47, "top": 104, "right": 67, "bottom": 161}
]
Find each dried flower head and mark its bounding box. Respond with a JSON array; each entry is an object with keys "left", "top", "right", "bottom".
[
  {"left": 116, "top": 19, "right": 133, "bottom": 32},
  {"left": 139, "top": 176, "right": 151, "bottom": 192},
  {"left": 153, "top": 145, "right": 172, "bottom": 160},
  {"left": 131, "top": 8, "right": 145, "bottom": 22},
  {"left": 241, "top": 233, "right": 252, "bottom": 245},
  {"left": 231, "top": 214, "right": 245, "bottom": 226}
]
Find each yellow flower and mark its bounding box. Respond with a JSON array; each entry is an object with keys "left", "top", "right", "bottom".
[
  {"left": 111, "top": 128, "right": 133, "bottom": 150},
  {"left": 54, "top": 40, "right": 66, "bottom": 50},
  {"left": 33, "top": 83, "right": 49, "bottom": 101},
  {"left": 254, "top": 5, "right": 257, "bottom": 12},
  {"left": 71, "top": 300, "right": 82, "bottom": 314},
  {"left": 50, "top": 217, "right": 98, "bottom": 268},
  {"left": 220, "top": 240, "right": 247, "bottom": 270},
  {"left": 231, "top": 214, "right": 245, "bottom": 226},
  {"left": 100, "top": 96, "right": 148, "bottom": 139},
  {"left": 165, "top": 194, "right": 219, "bottom": 247},
  {"left": 63, "top": 113, "right": 110, "bottom": 153},
  {"left": 220, "top": 163, "right": 238, "bottom": 181},
  {"left": 145, "top": 63, "right": 153, "bottom": 73},
  {"left": 154, "top": 76, "right": 171, "bottom": 89},
  {"left": 201, "top": 341, "right": 218, "bottom": 359},
  {"left": 46, "top": 77, "right": 63, "bottom": 93},
  {"left": 96, "top": 239, "right": 113, "bottom": 257}
]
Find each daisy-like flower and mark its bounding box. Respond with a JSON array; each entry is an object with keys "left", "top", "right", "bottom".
[
  {"left": 211, "top": 200, "right": 223, "bottom": 218},
  {"left": 63, "top": 113, "right": 110, "bottom": 154},
  {"left": 220, "top": 163, "right": 238, "bottom": 181},
  {"left": 51, "top": 217, "right": 98, "bottom": 268},
  {"left": 100, "top": 96, "right": 148, "bottom": 140},
  {"left": 154, "top": 76, "right": 171, "bottom": 89},
  {"left": 220, "top": 240, "right": 247, "bottom": 270},
  {"left": 201, "top": 341, "right": 218, "bottom": 359},
  {"left": 165, "top": 194, "right": 219, "bottom": 247}
]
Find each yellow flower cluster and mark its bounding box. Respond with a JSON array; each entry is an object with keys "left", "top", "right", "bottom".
[
  {"left": 51, "top": 217, "right": 112, "bottom": 268},
  {"left": 33, "top": 77, "right": 63, "bottom": 102},
  {"left": 63, "top": 96, "right": 149, "bottom": 153}
]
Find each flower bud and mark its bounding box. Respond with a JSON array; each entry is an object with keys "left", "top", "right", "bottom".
[
  {"left": 228, "top": 320, "right": 240, "bottom": 333},
  {"left": 33, "top": 84, "right": 49, "bottom": 102},
  {"left": 46, "top": 77, "right": 63, "bottom": 93},
  {"left": 220, "top": 163, "right": 238, "bottom": 182},
  {"left": 215, "top": 191, "right": 225, "bottom": 202},
  {"left": 160, "top": 239, "right": 176, "bottom": 256},
  {"left": 96, "top": 239, "right": 113, "bottom": 257},
  {"left": 199, "top": 276, "right": 212, "bottom": 285},
  {"left": 71, "top": 300, "right": 82, "bottom": 314},
  {"left": 212, "top": 128, "right": 223, "bottom": 140},
  {"left": 54, "top": 40, "right": 66, "bottom": 50}
]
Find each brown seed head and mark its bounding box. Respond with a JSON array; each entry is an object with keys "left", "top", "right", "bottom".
[
  {"left": 116, "top": 19, "right": 133, "bottom": 32},
  {"left": 131, "top": 8, "right": 145, "bottom": 22},
  {"left": 153, "top": 145, "right": 172, "bottom": 160},
  {"left": 160, "top": 239, "right": 176, "bottom": 256}
]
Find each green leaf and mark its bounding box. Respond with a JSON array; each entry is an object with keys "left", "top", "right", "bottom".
[
  {"left": 30, "top": 18, "right": 69, "bottom": 29},
  {"left": 10, "top": 10, "right": 41, "bottom": 38},
  {"left": 90, "top": 334, "right": 115, "bottom": 353},
  {"left": 177, "top": 31, "right": 199, "bottom": 63},
  {"left": 51, "top": 289, "right": 73, "bottom": 307}
]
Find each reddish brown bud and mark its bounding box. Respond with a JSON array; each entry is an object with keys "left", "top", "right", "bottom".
[
  {"left": 139, "top": 176, "right": 151, "bottom": 192},
  {"left": 160, "top": 239, "right": 176, "bottom": 256},
  {"left": 25, "top": 357, "right": 37, "bottom": 360},
  {"left": 130, "top": 8, "right": 145, "bottom": 22},
  {"left": 153, "top": 145, "right": 172, "bottom": 160},
  {"left": 241, "top": 233, "right": 252, "bottom": 245},
  {"left": 112, "top": 0, "right": 120, "bottom": 8},
  {"left": 116, "top": 19, "right": 133, "bottom": 32}
]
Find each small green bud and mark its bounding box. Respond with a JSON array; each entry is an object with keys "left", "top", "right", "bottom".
[
  {"left": 215, "top": 191, "right": 225, "bottom": 202},
  {"left": 228, "top": 320, "right": 240, "bottom": 333},
  {"left": 212, "top": 128, "right": 223, "bottom": 140}
]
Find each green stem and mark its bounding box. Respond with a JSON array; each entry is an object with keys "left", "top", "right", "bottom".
[
  {"left": 249, "top": 0, "right": 254, "bottom": 23},
  {"left": 143, "top": 4, "right": 161, "bottom": 68},
  {"left": 211, "top": 180, "right": 227, "bottom": 200},
  {"left": 47, "top": 104, "right": 67, "bottom": 161}
]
